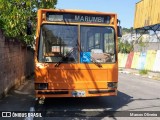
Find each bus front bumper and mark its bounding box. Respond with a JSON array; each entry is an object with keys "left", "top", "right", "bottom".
[{"left": 35, "top": 89, "right": 117, "bottom": 98}]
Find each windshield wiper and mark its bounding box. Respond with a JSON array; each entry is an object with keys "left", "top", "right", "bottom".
[
  {"left": 55, "top": 47, "right": 76, "bottom": 67},
  {"left": 79, "top": 48, "right": 102, "bottom": 68},
  {"left": 55, "top": 46, "right": 102, "bottom": 68},
  {"left": 84, "top": 53, "right": 102, "bottom": 68},
  {"left": 91, "top": 57, "right": 102, "bottom": 68}
]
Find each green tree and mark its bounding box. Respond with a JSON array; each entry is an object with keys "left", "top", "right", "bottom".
[
  {"left": 118, "top": 39, "right": 133, "bottom": 53},
  {"left": 122, "top": 27, "right": 135, "bottom": 34},
  {"left": 0, "top": 0, "right": 57, "bottom": 45}
]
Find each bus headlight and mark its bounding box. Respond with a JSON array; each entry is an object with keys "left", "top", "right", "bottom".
[
  {"left": 35, "top": 83, "right": 48, "bottom": 90},
  {"left": 108, "top": 82, "right": 117, "bottom": 88}
]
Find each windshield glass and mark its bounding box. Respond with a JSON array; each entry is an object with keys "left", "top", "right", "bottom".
[
  {"left": 38, "top": 24, "right": 116, "bottom": 63},
  {"left": 38, "top": 24, "right": 78, "bottom": 63},
  {"left": 80, "top": 26, "right": 115, "bottom": 63}
]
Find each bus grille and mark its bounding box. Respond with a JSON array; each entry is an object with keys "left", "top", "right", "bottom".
[
  {"left": 88, "top": 90, "right": 115, "bottom": 94},
  {"left": 38, "top": 91, "right": 69, "bottom": 95}
]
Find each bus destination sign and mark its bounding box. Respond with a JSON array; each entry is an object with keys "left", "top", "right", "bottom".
[{"left": 46, "top": 12, "right": 111, "bottom": 24}]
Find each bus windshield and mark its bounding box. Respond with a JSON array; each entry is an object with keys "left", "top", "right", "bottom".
[
  {"left": 80, "top": 26, "right": 115, "bottom": 63},
  {"left": 38, "top": 24, "right": 78, "bottom": 63},
  {"left": 38, "top": 24, "right": 116, "bottom": 63}
]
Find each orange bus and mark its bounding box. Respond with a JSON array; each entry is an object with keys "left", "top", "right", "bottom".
[{"left": 33, "top": 9, "right": 122, "bottom": 99}]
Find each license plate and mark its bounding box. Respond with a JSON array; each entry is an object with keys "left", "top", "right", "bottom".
[{"left": 72, "top": 91, "right": 85, "bottom": 97}]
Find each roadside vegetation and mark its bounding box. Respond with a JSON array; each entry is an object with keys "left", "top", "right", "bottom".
[
  {"left": 0, "top": 0, "right": 57, "bottom": 45},
  {"left": 139, "top": 69, "right": 148, "bottom": 75},
  {"left": 118, "top": 27, "right": 150, "bottom": 53},
  {"left": 118, "top": 27, "right": 134, "bottom": 53},
  {"left": 118, "top": 40, "right": 133, "bottom": 53}
]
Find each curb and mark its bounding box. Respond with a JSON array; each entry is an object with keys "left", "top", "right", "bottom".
[{"left": 119, "top": 70, "right": 160, "bottom": 80}]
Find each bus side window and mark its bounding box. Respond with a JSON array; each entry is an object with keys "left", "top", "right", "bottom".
[
  {"left": 104, "top": 32, "right": 114, "bottom": 54},
  {"left": 88, "top": 32, "right": 94, "bottom": 50},
  {"left": 88, "top": 32, "right": 100, "bottom": 51},
  {"left": 95, "top": 33, "right": 100, "bottom": 49}
]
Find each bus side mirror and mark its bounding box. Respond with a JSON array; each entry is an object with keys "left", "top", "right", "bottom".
[
  {"left": 27, "top": 20, "right": 32, "bottom": 35},
  {"left": 117, "top": 26, "right": 122, "bottom": 37}
]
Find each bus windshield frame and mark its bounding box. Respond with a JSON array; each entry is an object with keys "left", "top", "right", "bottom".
[{"left": 38, "top": 24, "right": 116, "bottom": 64}]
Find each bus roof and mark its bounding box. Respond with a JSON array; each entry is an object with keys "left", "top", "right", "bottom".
[{"left": 38, "top": 9, "right": 117, "bottom": 16}]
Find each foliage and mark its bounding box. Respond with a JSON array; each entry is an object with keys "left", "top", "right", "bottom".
[
  {"left": 122, "top": 27, "right": 134, "bottom": 34},
  {"left": 138, "top": 37, "right": 148, "bottom": 52},
  {"left": 0, "top": 0, "right": 57, "bottom": 45},
  {"left": 118, "top": 39, "right": 133, "bottom": 53},
  {"left": 139, "top": 69, "right": 148, "bottom": 75}
]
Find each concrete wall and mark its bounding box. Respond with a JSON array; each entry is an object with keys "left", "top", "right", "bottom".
[
  {"left": 0, "top": 30, "right": 34, "bottom": 98},
  {"left": 134, "top": 42, "right": 160, "bottom": 52},
  {"left": 118, "top": 50, "right": 160, "bottom": 72}
]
